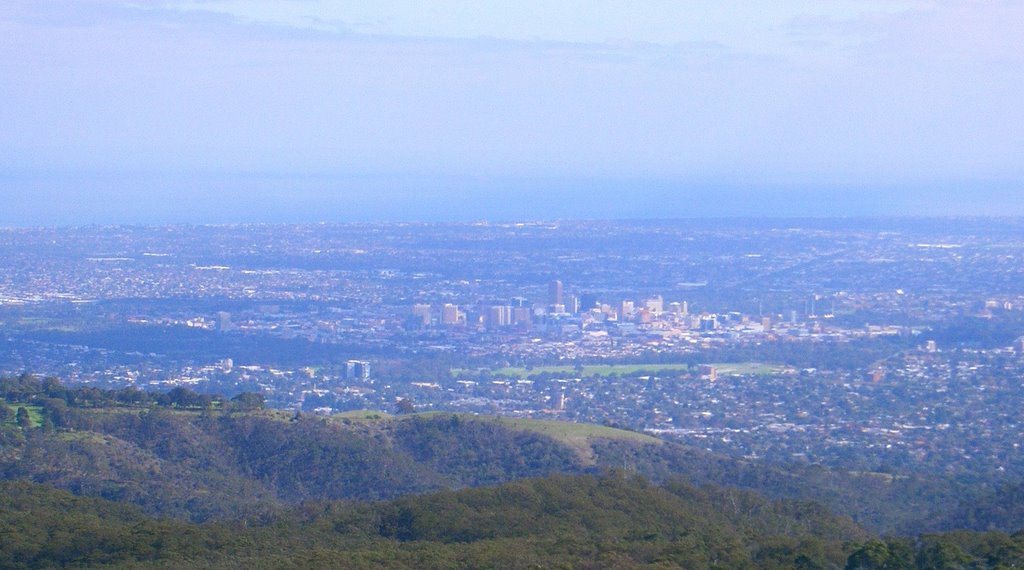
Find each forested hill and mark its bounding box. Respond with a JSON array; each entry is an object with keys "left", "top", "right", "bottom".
[
  {"left": 1, "top": 376, "right": 1022, "bottom": 539},
  {"left": 4, "top": 474, "right": 866, "bottom": 569},
  {"left": 0, "top": 393, "right": 970, "bottom": 531},
  {"left": 5, "top": 475, "right": 1024, "bottom": 570}
]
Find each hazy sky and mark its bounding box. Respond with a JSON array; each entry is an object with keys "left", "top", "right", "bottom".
[{"left": 2, "top": 1, "right": 1022, "bottom": 224}]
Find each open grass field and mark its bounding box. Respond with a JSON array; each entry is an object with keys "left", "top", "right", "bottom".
[
  {"left": 456, "top": 362, "right": 786, "bottom": 379},
  {"left": 0, "top": 400, "right": 45, "bottom": 428},
  {"left": 707, "top": 362, "right": 789, "bottom": 375},
  {"left": 487, "top": 416, "right": 661, "bottom": 464},
  {"left": 488, "top": 416, "right": 660, "bottom": 445},
  {"left": 460, "top": 363, "right": 693, "bottom": 379},
  {"left": 333, "top": 409, "right": 394, "bottom": 420},
  {"left": 56, "top": 431, "right": 114, "bottom": 444},
  {"left": 328, "top": 410, "right": 660, "bottom": 463}
]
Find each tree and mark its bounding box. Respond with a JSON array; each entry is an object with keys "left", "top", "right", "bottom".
[
  {"left": 916, "top": 539, "right": 973, "bottom": 569},
  {"left": 396, "top": 398, "right": 416, "bottom": 414},
  {"left": 165, "top": 386, "right": 204, "bottom": 408},
  {"left": 41, "top": 376, "right": 66, "bottom": 400},
  {"left": 845, "top": 540, "right": 914, "bottom": 570},
  {"left": 38, "top": 397, "right": 69, "bottom": 428},
  {"left": 15, "top": 407, "right": 32, "bottom": 429},
  {"left": 231, "top": 392, "right": 265, "bottom": 411}
]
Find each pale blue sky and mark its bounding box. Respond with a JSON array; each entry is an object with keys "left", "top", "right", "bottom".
[{"left": 1, "top": 1, "right": 1022, "bottom": 224}]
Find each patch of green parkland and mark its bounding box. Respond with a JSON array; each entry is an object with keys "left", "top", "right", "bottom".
[
  {"left": 1, "top": 400, "right": 45, "bottom": 428},
  {"left": 707, "top": 362, "right": 791, "bottom": 375},
  {"left": 328, "top": 410, "right": 661, "bottom": 464},
  {"left": 333, "top": 409, "right": 394, "bottom": 420},
  {"left": 488, "top": 416, "right": 660, "bottom": 444},
  {"left": 464, "top": 363, "right": 693, "bottom": 378},
  {"left": 488, "top": 416, "right": 661, "bottom": 465},
  {"left": 457, "top": 362, "right": 786, "bottom": 379}
]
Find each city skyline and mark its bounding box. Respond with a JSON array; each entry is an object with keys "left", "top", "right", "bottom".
[{"left": 3, "top": 219, "right": 1024, "bottom": 484}]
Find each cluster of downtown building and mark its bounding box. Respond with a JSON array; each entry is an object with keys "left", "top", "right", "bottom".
[
  {"left": 412, "top": 279, "right": 702, "bottom": 332},
  {"left": 4, "top": 220, "right": 1024, "bottom": 390},
  {"left": 409, "top": 278, "right": 862, "bottom": 349}
]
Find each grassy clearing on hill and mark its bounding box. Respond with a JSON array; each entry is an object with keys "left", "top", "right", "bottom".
[
  {"left": 56, "top": 431, "right": 116, "bottom": 444},
  {"left": 328, "top": 410, "right": 660, "bottom": 464},
  {"left": 488, "top": 416, "right": 660, "bottom": 444},
  {"left": 333, "top": 409, "right": 395, "bottom": 420},
  {"left": 334, "top": 411, "right": 658, "bottom": 443},
  {"left": 1, "top": 400, "right": 44, "bottom": 427},
  {"left": 486, "top": 416, "right": 661, "bottom": 465}
]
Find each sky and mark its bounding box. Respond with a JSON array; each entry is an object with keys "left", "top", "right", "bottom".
[{"left": 1, "top": 1, "right": 1022, "bottom": 225}]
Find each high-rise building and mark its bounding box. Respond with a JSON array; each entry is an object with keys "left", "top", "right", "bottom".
[
  {"left": 345, "top": 360, "right": 370, "bottom": 380},
  {"left": 441, "top": 304, "right": 462, "bottom": 325},
  {"left": 216, "top": 311, "right": 232, "bottom": 332},
  {"left": 487, "top": 305, "right": 512, "bottom": 328},
  {"left": 809, "top": 294, "right": 820, "bottom": 317},
  {"left": 644, "top": 296, "right": 664, "bottom": 314},
  {"left": 548, "top": 280, "right": 563, "bottom": 306},
  {"left": 566, "top": 294, "right": 580, "bottom": 315},
  {"left": 512, "top": 307, "right": 532, "bottom": 326},
  {"left": 619, "top": 300, "right": 635, "bottom": 320},
  {"left": 700, "top": 315, "right": 719, "bottom": 330},
  {"left": 412, "top": 304, "right": 431, "bottom": 326}
]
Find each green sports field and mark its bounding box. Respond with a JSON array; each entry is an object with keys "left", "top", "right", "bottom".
[{"left": 457, "top": 362, "right": 786, "bottom": 379}]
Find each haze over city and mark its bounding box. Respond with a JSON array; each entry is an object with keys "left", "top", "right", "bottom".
[{"left": 3, "top": 1, "right": 1023, "bottom": 225}]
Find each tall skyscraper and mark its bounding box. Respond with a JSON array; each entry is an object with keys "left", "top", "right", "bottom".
[
  {"left": 548, "top": 280, "right": 563, "bottom": 307},
  {"left": 644, "top": 296, "right": 664, "bottom": 314},
  {"left": 412, "top": 304, "right": 431, "bottom": 326},
  {"left": 566, "top": 294, "right": 580, "bottom": 315},
  {"left": 216, "top": 311, "right": 232, "bottom": 332},
  {"left": 487, "top": 305, "right": 512, "bottom": 328},
  {"left": 345, "top": 360, "right": 370, "bottom": 380},
  {"left": 619, "top": 300, "right": 635, "bottom": 320},
  {"left": 512, "top": 307, "right": 532, "bottom": 326},
  {"left": 441, "top": 303, "right": 462, "bottom": 325}
]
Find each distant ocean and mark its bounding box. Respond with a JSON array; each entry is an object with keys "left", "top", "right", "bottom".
[{"left": 2, "top": 171, "right": 1020, "bottom": 226}]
